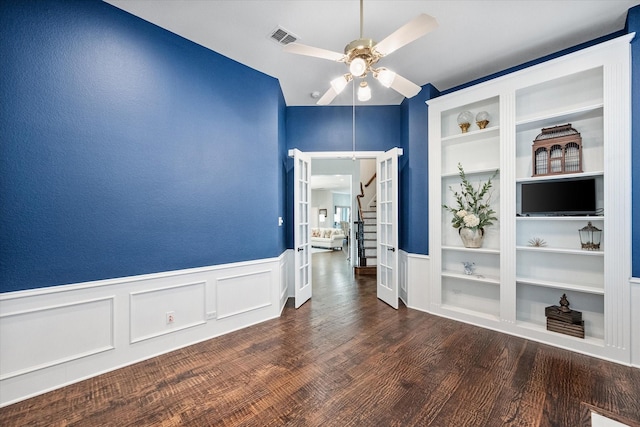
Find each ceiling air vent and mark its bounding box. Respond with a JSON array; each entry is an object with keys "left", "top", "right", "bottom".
[{"left": 269, "top": 26, "right": 298, "bottom": 45}]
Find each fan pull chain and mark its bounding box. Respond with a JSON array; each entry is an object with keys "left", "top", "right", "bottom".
[{"left": 352, "top": 80, "right": 356, "bottom": 159}]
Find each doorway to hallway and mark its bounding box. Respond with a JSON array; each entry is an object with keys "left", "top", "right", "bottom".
[{"left": 290, "top": 149, "right": 401, "bottom": 310}]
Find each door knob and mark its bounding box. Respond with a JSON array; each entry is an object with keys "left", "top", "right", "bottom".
[
  {"left": 298, "top": 247, "right": 304, "bottom": 252},
  {"left": 388, "top": 247, "right": 396, "bottom": 252}
]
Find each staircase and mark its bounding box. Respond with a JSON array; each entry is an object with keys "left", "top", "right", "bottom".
[
  {"left": 355, "top": 175, "right": 377, "bottom": 275},
  {"left": 360, "top": 208, "right": 377, "bottom": 262}
]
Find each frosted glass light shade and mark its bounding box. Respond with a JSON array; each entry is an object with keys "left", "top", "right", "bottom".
[
  {"left": 357, "top": 82, "right": 371, "bottom": 101},
  {"left": 349, "top": 57, "right": 367, "bottom": 77}
]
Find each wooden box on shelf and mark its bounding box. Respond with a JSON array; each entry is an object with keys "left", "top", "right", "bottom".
[
  {"left": 545, "top": 301, "right": 585, "bottom": 339},
  {"left": 532, "top": 123, "right": 582, "bottom": 176}
]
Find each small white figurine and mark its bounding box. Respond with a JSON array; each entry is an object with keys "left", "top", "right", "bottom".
[{"left": 462, "top": 261, "right": 476, "bottom": 275}]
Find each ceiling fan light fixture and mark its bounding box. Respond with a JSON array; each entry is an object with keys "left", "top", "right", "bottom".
[
  {"left": 349, "top": 57, "right": 368, "bottom": 77},
  {"left": 330, "top": 74, "right": 352, "bottom": 94},
  {"left": 375, "top": 68, "right": 397, "bottom": 88},
  {"left": 357, "top": 81, "right": 371, "bottom": 102}
]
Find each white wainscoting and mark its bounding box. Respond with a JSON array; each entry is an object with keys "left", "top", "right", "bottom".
[
  {"left": 0, "top": 252, "right": 289, "bottom": 407},
  {"left": 130, "top": 281, "right": 207, "bottom": 343},
  {"left": 399, "top": 250, "right": 408, "bottom": 306},
  {"left": 631, "top": 278, "right": 640, "bottom": 368},
  {"left": 404, "top": 253, "right": 431, "bottom": 312},
  {"left": 1, "top": 297, "right": 115, "bottom": 380},
  {"left": 281, "top": 249, "right": 294, "bottom": 310}
]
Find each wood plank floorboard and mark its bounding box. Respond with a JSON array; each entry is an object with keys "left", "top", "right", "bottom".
[{"left": 1, "top": 250, "right": 639, "bottom": 426}]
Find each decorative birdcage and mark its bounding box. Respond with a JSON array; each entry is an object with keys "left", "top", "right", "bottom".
[{"left": 532, "top": 124, "right": 582, "bottom": 177}]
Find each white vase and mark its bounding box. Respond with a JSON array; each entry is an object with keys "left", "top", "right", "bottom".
[{"left": 459, "top": 227, "right": 484, "bottom": 248}]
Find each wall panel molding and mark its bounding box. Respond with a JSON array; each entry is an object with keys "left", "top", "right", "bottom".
[
  {"left": 0, "top": 254, "right": 286, "bottom": 407},
  {"left": 0, "top": 297, "right": 115, "bottom": 380},
  {"left": 216, "top": 270, "right": 272, "bottom": 320},
  {"left": 405, "top": 252, "right": 431, "bottom": 312},
  {"left": 129, "top": 282, "right": 207, "bottom": 344}
]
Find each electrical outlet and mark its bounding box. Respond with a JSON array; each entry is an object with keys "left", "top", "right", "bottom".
[{"left": 166, "top": 311, "right": 175, "bottom": 324}]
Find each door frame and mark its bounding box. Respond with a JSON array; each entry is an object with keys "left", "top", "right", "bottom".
[{"left": 289, "top": 150, "right": 403, "bottom": 303}]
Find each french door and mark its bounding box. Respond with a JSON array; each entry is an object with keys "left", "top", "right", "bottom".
[
  {"left": 291, "top": 149, "right": 312, "bottom": 308},
  {"left": 376, "top": 148, "right": 400, "bottom": 309}
]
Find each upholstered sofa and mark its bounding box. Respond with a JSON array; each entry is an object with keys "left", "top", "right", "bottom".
[{"left": 311, "top": 228, "right": 345, "bottom": 250}]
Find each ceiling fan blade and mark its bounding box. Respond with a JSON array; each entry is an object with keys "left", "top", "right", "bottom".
[
  {"left": 374, "top": 70, "right": 421, "bottom": 98},
  {"left": 373, "top": 14, "right": 438, "bottom": 56},
  {"left": 283, "top": 43, "right": 345, "bottom": 62},
  {"left": 316, "top": 87, "right": 338, "bottom": 105}
]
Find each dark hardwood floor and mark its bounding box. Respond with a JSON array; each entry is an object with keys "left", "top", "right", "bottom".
[{"left": 1, "top": 250, "right": 639, "bottom": 426}]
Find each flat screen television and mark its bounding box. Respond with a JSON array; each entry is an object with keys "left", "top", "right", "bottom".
[{"left": 521, "top": 178, "right": 597, "bottom": 216}]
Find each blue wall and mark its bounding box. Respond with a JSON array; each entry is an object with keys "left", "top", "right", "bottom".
[
  {"left": 399, "top": 84, "right": 440, "bottom": 255},
  {"left": 285, "top": 105, "right": 401, "bottom": 249},
  {"left": 0, "top": 0, "right": 285, "bottom": 292},
  {"left": 286, "top": 106, "right": 401, "bottom": 152},
  {"left": 627, "top": 6, "right": 640, "bottom": 276}
]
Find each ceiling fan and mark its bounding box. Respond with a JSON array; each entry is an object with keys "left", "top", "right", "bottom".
[{"left": 283, "top": 0, "right": 438, "bottom": 105}]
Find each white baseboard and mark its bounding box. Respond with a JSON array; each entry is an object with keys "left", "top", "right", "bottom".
[{"left": 0, "top": 252, "right": 289, "bottom": 407}]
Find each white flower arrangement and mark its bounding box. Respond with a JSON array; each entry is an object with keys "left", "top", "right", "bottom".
[{"left": 443, "top": 163, "right": 498, "bottom": 230}]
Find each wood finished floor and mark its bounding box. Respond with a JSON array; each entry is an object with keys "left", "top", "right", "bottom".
[{"left": 2, "top": 250, "right": 639, "bottom": 426}]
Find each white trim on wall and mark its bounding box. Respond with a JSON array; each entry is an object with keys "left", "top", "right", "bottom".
[{"left": 0, "top": 252, "right": 289, "bottom": 407}]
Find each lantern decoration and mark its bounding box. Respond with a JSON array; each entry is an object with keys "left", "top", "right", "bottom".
[
  {"left": 532, "top": 123, "right": 582, "bottom": 176},
  {"left": 475, "top": 111, "right": 491, "bottom": 129},
  {"left": 457, "top": 111, "right": 474, "bottom": 133},
  {"left": 579, "top": 221, "right": 601, "bottom": 250}
]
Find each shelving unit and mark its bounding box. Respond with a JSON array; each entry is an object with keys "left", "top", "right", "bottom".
[
  {"left": 513, "top": 65, "right": 608, "bottom": 345},
  {"left": 427, "top": 34, "right": 633, "bottom": 363}
]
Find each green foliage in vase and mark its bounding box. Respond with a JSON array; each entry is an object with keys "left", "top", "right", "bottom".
[{"left": 442, "top": 163, "right": 498, "bottom": 230}]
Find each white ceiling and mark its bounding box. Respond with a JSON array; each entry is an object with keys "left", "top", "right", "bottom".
[
  {"left": 104, "top": 0, "right": 638, "bottom": 107},
  {"left": 311, "top": 175, "right": 351, "bottom": 193}
]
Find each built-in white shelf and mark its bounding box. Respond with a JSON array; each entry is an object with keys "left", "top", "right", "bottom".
[
  {"left": 442, "top": 167, "right": 500, "bottom": 178},
  {"left": 516, "top": 320, "right": 605, "bottom": 347},
  {"left": 429, "top": 34, "right": 632, "bottom": 364},
  {"left": 442, "top": 271, "right": 500, "bottom": 285},
  {"left": 516, "top": 215, "right": 604, "bottom": 222},
  {"left": 515, "top": 103, "right": 603, "bottom": 131},
  {"left": 442, "top": 246, "right": 500, "bottom": 255},
  {"left": 440, "top": 304, "right": 500, "bottom": 323},
  {"left": 516, "top": 170, "right": 604, "bottom": 183},
  {"left": 441, "top": 126, "right": 500, "bottom": 143},
  {"left": 516, "top": 277, "right": 604, "bottom": 295},
  {"left": 516, "top": 246, "right": 604, "bottom": 256}
]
